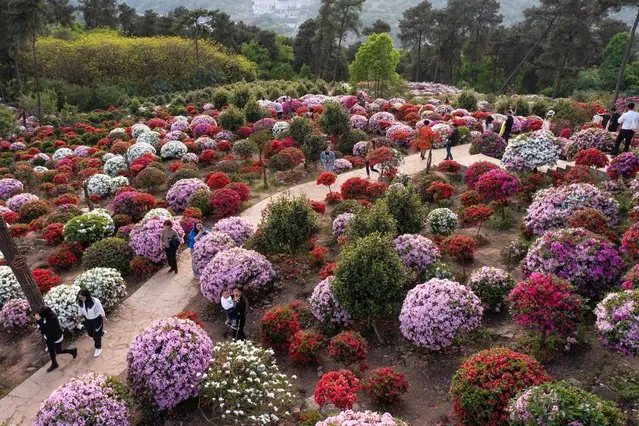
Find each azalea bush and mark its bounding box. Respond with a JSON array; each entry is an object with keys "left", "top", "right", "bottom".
[
  {"left": 73, "top": 267, "right": 127, "bottom": 312},
  {"left": 502, "top": 132, "right": 560, "bottom": 172},
  {"left": 309, "top": 276, "right": 353, "bottom": 328},
  {"left": 129, "top": 216, "right": 185, "bottom": 263},
  {"left": 333, "top": 213, "right": 355, "bottom": 237},
  {"left": 112, "top": 191, "right": 156, "bottom": 221},
  {"left": 341, "top": 177, "right": 370, "bottom": 200},
  {"left": 209, "top": 187, "right": 242, "bottom": 219},
  {"left": 441, "top": 234, "right": 476, "bottom": 265},
  {"left": 212, "top": 216, "right": 254, "bottom": 246},
  {"left": 0, "top": 298, "right": 31, "bottom": 329},
  {"left": 475, "top": 169, "right": 520, "bottom": 203},
  {"left": 317, "top": 410, "right": 407, "bottom": 426},
  {"left": 43, "top": 284, "right": 81, "bottom": 331},
  {"left": 362, "top": 368, "right": 409, "bottom": 406},
  {"left": 260, "top": 306, "right": 300, "bottom": 352},
  {"left": 82, "top": 237, "right": 134, "bottom": 274},
  {"left": 314, "top": 370, "right": 360, "bottom": 410},
  {"left": 564, "top": 128, "right": 616, "bottom": 160},
  {"left": 255, "top": 196, "right": 319, "bottom": 254},
  {"left": 191, "top": 231, "right": 236, "bottom": 273},
  {"left": 469, "top": 131, "right": 507, "bottom": 159},
  {"left": 393, "top": 233, "right": 441, "bottom": 277},
  {"left": 400, "top": 278, "right": 482, "bottom": 350},
  {"left": 288, "top": 330, "right": 325, "bottom": 365},
  {"left": 32, "top": 268, "right": 61, "bottom": 293},
  {"left": 468, "top": 266, "right": 513, "bottom": 311},
  {"left": 129, "top": 256, "right": 161, "bottom": 278},
  {"left": 450, "top": 347, "right": 552, "bottom": 426},
  {"left": 166, "top": 178, "right": 209, "bottom": 212},
  {"left": 575, "top": 148, "right": 609, "bottom": 168},
  {"left": 63, "top": 209, "right": 115, "bottom": 245},
  {"left": 622, "top": 222, "right": 639, "bottom": 259},
  {"left": 426, "top": 208, "right": 458, "bottom": 236},
  {"left": 595, "top": 289, "right": 639, "bottom": 356},
  {"left": 607, "top": 152, "right": 639, "bottom": 180},
  {"left": 465, "top": 161, "right": 499, "bottom": 189},
  {"left": 328, "top": 330, "right": 369, "bottom": 371}
]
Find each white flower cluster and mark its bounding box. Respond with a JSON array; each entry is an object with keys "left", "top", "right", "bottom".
[
  {"left": 52, "top": 148, "right": 74, "bottom": 162},
  {"left": 201, "top": 340, "right": 296, "bottom": 425},
  {"left": 44, "top": 284, "right": 81, "bottom": 331},
  {"left": 103, "top": 155, "right": 127, "bottom": 176},
  {"left": 131, "top": 123, "right": 151, "bottom": 139},
  {"left": 126, "top": 143, "right": 156, "bottom": 163},
  {"left": 142, "top": 208, "right": 172, "bottom": 222},
  {"left": 272, "top": 121, "right": 289, "bottom": 138},
  {"left": 110, "top": 176, "right": 129, "bottom": 192},
  {"left": 160, "top": 141, "right": 188, "bottom": 160},
  {"left": 108, "top": 127, "right": 128, "bottom": 141},
  {"left": 0, "top": 266, "right": 22, "bottom": 308},
  {"left": 74, "top": 268, "right": 127, "bottom": 312},
  {"left": 136, "top": 131, "right": 161, "bottom": 148},
  {"left": 502, "top": 131, "right": 561, "bottom": 172},
  {"left": 85, "top": 174, "right": 113, "bottom": 197}
]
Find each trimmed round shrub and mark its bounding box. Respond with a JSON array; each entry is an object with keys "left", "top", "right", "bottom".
[
  {"left": 260, "top": 305, "right": 300, "bottom": 351},
  {"left": 502, "top": 132, "right": 560, "bottom": 172},
  {"left": 508, "top": 381, "right": 623, "bottom": 425},
  {"left": 0, "top": 266, "right": 22, "bottom": 308},
  {"left": 35, "top": 373, "right": 131, "bottom": 426},
  {"left": 0, "top": 178, "right": 23, "bottom": 200},
  {"left": 475, "top": 169, "right": 520, "bottom": 203},
  {"left": 83, "top": 237, "right": 134, "bottom": 274},
  {"left": 385, "top": 184, "right": 423, "bottom": 234},
  {"left": 0, "top": 298, "right": 31, "bottom": 329},
  {"left": 32, "top": 268, "right": 61, "bottom": 293},
  {"left": 191, "top": 231, "right": 236, "bottom": 274},
  {"left": 74, "top": 267, "right": 127, "bottom": 312},
  {"left": 7, "top": 193, "right": 39, "bottom": 212},
  {"left": 426, "top": 208, "right": 458, "bottom": 236},
  {"left": 309, "top": 276, "right": 353, "bottom": 327},
  {"left": 199, "top": 247, "right": 276, "bottom": 302},
  {"left": 288, "top": 330, "right": 325, "bottom": 365},
  {"left": 399, "top": 278, "right": 482, "bottom": 350},
  {"left": 209, "top": 187, "right": 242, "bottom": 220},
  {"left": 465, "top": 161, "right": 499, "bottom": 189},
  {"left": 46, "top": 204, "right": 82, "bottom": 226},
  {"left": 18, "top": 199, "right": 50, "bottom": 223},
  {"left": 135, "top": 166, "right": 165, "bottom": 190},
  {"left": 129, "top": 217, "right": 185, "bottom": 263},
  {"left": 522, "top": 228, "right": 624, "bottom": 299},
  {"left": 212, "top": 216, "right": 254, "bottom": 246},
  {"left": 362, "top": 367, "right": 409, "bottom": 406},
  {"left": 469, "top": 132, "right": 506, "bottom": 158},
  {"left": 317, "top": 410, "right": 407, "bottom": 426},
  {"left": 160, "top": 141, "right": 188, "bottom": 160},
  {"left": 255, "top": 196, "right": 319, "bottom": 254},
  {"left": 126, "top": 317, "right": 213, "bottom": 410},
  {"left": 314, "top": 369, "right": 360, "bottom": 410},
  {"left": 166, "top": 178, "right": 208, "bottom": 212},
  {"left": 450, "top": 347, "right": 552, "bottom": 426},
  {"left": 328, "top": 330, "right": 368, "bottom": 370},
  {"left": 345, "top": 201, "right": 397, "bottom": 241},
  {"left": 112, "top": 191, "right": 156, "bottom": 221},
  {"left": 86, "top": 174, "right": 113, "bottom": 197},
  {"left": 206, "top": 171, "right": 232, "bottom": 190},
  {"left": 44, "top": 284, "right": 82, "bottom": 331},
  {"left": 564, "top": 128, "right": 616, "bottom": 160},
  {"left": 186, "top": 188, "right": 211, "bottom": 216},
  {"left": 393, "top": 234, "right": 441, "bottom": 277},
  {"left": 468, "top": 267, "right": 513, "bottom": 311},
  {"left": 595, "top": 289, "right": 639, "bottom": 356},
  {"left": 332, "top": 212, "right": 354, "bottom": 237},
  {"left": 63, "top": 209, "right": 115, "bottom": 245}
]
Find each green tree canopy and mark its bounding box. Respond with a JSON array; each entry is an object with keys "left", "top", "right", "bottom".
[{"left": 348, "top": 32, "right": 400, "bottom": 97}]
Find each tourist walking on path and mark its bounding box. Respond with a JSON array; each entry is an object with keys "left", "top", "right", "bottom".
[
  {"left": 613, "top": 102, "right": 639, "bottom": 155},
  {"left": 365, "top": 140, "right": 379, "bottom": 178},
  {"left": 161, "top": 219, "right": 180, "bottom": 274},
  {"left": 608, "top": 107, "right": 621, "bottom": 132},
  {"left": 446, "top": 123, "right": 460, "bottom": 160},
  {"left": 500, "top": 110, "right": 514, "bottom": 143},
  {"left": 76, "top": 289, "right": 106, "bottom": 358},
  {"left": 320, "top": 146, "right": 335, "bottom": 172},
  {"left": 233, "top": 286, "right": 248, "bottom": 341},
  {"left": 36, "top": 306, "right": 77, "bottom": 372},
  {"left": 187, "top": 221, "right": 209, "bottom": 278}
]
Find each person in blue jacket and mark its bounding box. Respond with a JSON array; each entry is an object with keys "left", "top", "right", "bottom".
[
  {"left": 187, "top": 221, "right": 209, "bottom": 278},
  {"left": 320, "top": 146, "right": 335, "bottom": 172}
]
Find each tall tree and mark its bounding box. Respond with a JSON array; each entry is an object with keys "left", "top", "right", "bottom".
[
  {"left": 177, "top": 9, "right": 215, "bottom": 69},
  {"left": 363, "top": 19, "right": 390, "bottom": 35},
  {"left": 312, "top": 0, "right": 337, "bottom": 79},
  {"left": 399, "top": 1, "right": 432, "bottom": 82},
  {"left": 117, "top": 3, "right": 137, "bottom": 36},
  {"left": 331, "top": 0, "right": 365, "bottom": 81},
  {"left": 613, "top": 4, "right": 639, "bottom": 105},
  {"left": 349, "top": 32, "right": 400, "bottom": 97},
  {"left": 79, "top": 0, "right": 117, "bottom": 29},
  {"left": 292, "top": 19, "right": 317, "bottom": 73},
  {"left": 46, "top": 0, "right": 75, "bottom": 26}
]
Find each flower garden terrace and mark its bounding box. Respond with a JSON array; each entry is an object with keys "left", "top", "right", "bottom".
[{"left": 0, "top": 87, "right": 637, "bottom": 425}]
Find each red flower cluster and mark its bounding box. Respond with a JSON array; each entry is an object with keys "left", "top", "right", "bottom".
[
  {"left": 206, "top": 171, "right": 232, "bottom": 190},
  {"left": 174, "top": 310, "right": 205, "bottom": 328},
  {"left": 217, "top": 140, "right": 232, "bottom": 151},
  {"left": 310, "top": 245, "right": 329, "bottom": 263},
  {"left": 209, "top": 188, "right": 241, "bottom": 220},
  {"left": 32, "top": 268, "right": 61, "bottom": 293},
  {"left": 362, "top": 368, "right": 409, "bottom": 406},
  {"left": 183, "top": 207, "right": 203, "bottom": 220},
  {"left": 260, "top": 306, "right": 300, "bottom": 352},
  {"left": 442, "top": 235, "right": 476, "bottom": 264},
  {"left": 463, "top": 205, "right": 494, "bottom": 226},
  {"left": 325, "top": 191, "right": 342, "bottom": 205},
  {"left": 341, "top": 177, "right": 370, "bottom": 200},
  {"left": 310, "top": 200, "right": 326, "bottom": 214},
  {"left": 113, "top": 191, "right": 156, "bottom": 221},
  {"left": 43, "top": 223, "right": 65, "bottom": 245},
  {"left": 575, "top": 148, "right": 609, "bottom": 168},
  {"left": 1, "top": 210, "right": 19, "bottom": 224},
  {"left": 288, "top": 331, "right": 325, "bottom": 366},
  {"left": 366, "top": 182, "right": 388, "bottom": 200},
  {"left": 622, "top": 223, "right": 639, "bottom": 259},
  {"left": 564, "top": 165, "right": 595, "bottom": 184},
  {"left": 569, "top": 208, "right": 615, "bottom": 241},
  {"left": 475, "top": 169, "right": 520, "bottom": 202},
  {"left": 314, "top": 370, "right": 360, "bottom": 410},
  {"left": 316, "top": 172, "right": 337, "bottom": 189},
  {"left": 129, "top": 256, "right": 161, "bottom": 278},
  {"left": 428, "top": 181, "right": 455, "bottom": 201},
  {"left": 328, "top": 330, "right": 369, "bottom": 371},
  {"left": 436, "top": 160, "right": 462, "bottom": 174},
  {"left": 320, "top": 262, "right": 336, "bottom": 279},
  {"left": 465, "top": 161, "right": 499, "bottom": 189},
  {"left": 227, "top": 182, "right": 250, "bottom": 202},
  {"left": 47, "top": 242, "right": 83, "bottom": 269},
  {"left": 10, "top": 224, "right": 30, "bottom": 238},
  {"left": 200, "top": 149, "right": 217, "bottom": 163}
]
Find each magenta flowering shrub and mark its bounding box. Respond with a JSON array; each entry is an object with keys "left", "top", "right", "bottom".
[
  {"left": 0, "top": 298, "right": 31, "bottom": 329},
  {"left": 595, "top": 289, "right": 639, "bottom": 356},
  {"left": 126, "top": 317, "right": 213, "bottom": 410},
  {"left": 332, "top": 213, "right": 355, "bottom": 237},
  {"left": 393, "top": 234, "right": 441, "bottom": 275},
  {"left": 368, "top": 112, "right": 396, "bottom": 134},
  {"left": 524, "top": 183, "right": 619, "bottom": 235},
  {"left": 192, "top": 231, "right": 236, "bottom": 273},
  {"left": 309, "top": 276, "right": 352, "bottom": 327},
  {"left": 399, "top": 278, "right": 483, "bottom": 350},
  {"left": 6, "top": 193, "right": 39, "bottom": 212},
  {"left": 468, "top": 266, "right": 513, "bottom": 311},
  {"left": 199, "top": 247, "right": 276, "bottom": 302},
  {"left": 607, "top": 152, "right": 639, "bottom": 180},
  {"left": 564, "top": 128, "right": 616, "bottom": 160},
  {"left": 211, "top": 216, "right": 254, "bottom": 246},
  {"left": 0, "top": 178, "right": 23, "bottom": 200},
  {"left": 166, "top": 178, "right": 209, "bottom": 212},
  {"left": 35, "top": 373, "right": 130, "bottom": 426},
  {"left": 522, "top": 228, "right": 624, "bottom": 299},
  {"left": 317, "top": 410, "right": 407, "bottom": 426},
  {"left": 129, "top": 217, "right": 185, "bottom": 263}
]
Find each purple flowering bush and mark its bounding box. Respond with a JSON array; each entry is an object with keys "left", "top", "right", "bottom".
[
  {"left": 129, "top": 217, "right": 185, "bottom": 263},
  {"left": 6, "top": 193, "right": 39, "bottom": 212},
  {"left": 524, "top": 183, "right": 619, "bottom": 235},
  {"left": 607, "top": 152, "right": 639, "bottom": 180},
  {"left": 522, "top": 228, "right": 624, "bottom": 299},
  {"left": 211, "top": 216, "right": 254, "bottom": 246},
  {"left": 0, "top": 298, "right": 31, "bottom": 329},
  {"left": 35, "top": 373, "right": 131, "bottom": 426},
  {"left": 469, "top": 131, "right": 507, "bottom": 159},
  {"left": 309, "top": 276, "right": 352, "bottom": 327},
  {"left": 393, "top": 234, "right": 441, "bottom": 276},
  {"left": 399, "top": 278, "right": 483, "bottom": 350},
  {"left": 192, "top": 231, "right": 236, "bottom": 273},
  {"left": 317, "top": 410, "right": 407, "bottom": 426},
  {"left": 468, "top": 266, "right": 513, "bottom": 311},
  {"left": 199, "top": 247, "right": 276, "bottom": 302},
  {"left": 563, "top": 128, "right": 616, "bottom": 160},
  {"left": 595, "top": 289, "right": 639, "bottom": 356},
  {"left": 0, "top": 178, "right": 23, "bottom": 200},
  {"left": 126, "top": 317, "right": 213, "bottom": 410},
  {"left": 332, "top": 213, "right": 354, "bottom": 237},
  {"left": 166, "top": 178, "right": 209, "bottom": 212}
]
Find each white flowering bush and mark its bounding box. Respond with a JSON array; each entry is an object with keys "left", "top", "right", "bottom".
[
  {"left": 502, "top": 131, "right": 561, "bottom": 172},
  {"left": 272, "top": 121, "right": 289, "bottom": 137},
  {"left": 85, "top": 174, "right": 113, "bottom": 197},
  {"left": 0, "top": 266, "right": 22, "bottom": 308},
  {"left": 427, "top": 208, "right": 459, "bottom": 236},
  {"left": 126, "top": 143, "right": 156, "bottom": 163},
  {"left": 108, "top": 127, "right": 128, "bottom": 141},
  {"left": 318, "top": 410, "right": 407, "bottom": 426},
  {"left": 110, "top": 176, "right": 129, "bottom": 192},
  {"left": 63, "top": 209, "right": 115, "bottom": 245},
  {"left": 468, "top": 266, "right": 514, "bottom": 311},
  {"left": 74, "top": 268, "right": 127, "bottom": 312},
  {"left": 195, "top": 136, "right": 217, "bottom": 151},
  {"left": 160, "top": 141, "right": 188, "bottom": 159},
  {"left": 52, "top": 147, "right": 74, "bottom": 162},
  {"left": 103, "top": 155, "right": 127, "bottom": 176},
  {"left": 131, "top": 123, "right": 150, "bottom": 139},
  {"left": 200, "top": 340, "right": 296, "bottom": 425},
  {"left": 44, "top": 284, "right": 82, "bottom": 331},
  {"left": 142, "top": 208, "right": 172, "bottom": 222},
  {"left": 136, "top": 130, "right": 161, "bottom": 148}
]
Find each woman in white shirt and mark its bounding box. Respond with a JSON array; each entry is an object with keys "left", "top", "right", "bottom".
[{"left": 76, "top": 289, "right": 107, "bottom": 358}]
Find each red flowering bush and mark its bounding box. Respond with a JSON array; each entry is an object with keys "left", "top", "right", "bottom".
[
  {"left": 622, "top": 223, "right": 639, "bottom": 259},
  {"left": 366, "top": 182, "right": 388, "bottom": 200},
  {"left": 217, "top": 140, "right": 232, "bottom": 151},
  {"left": 260, "top": 306, "right": 300, "bottom": 352},
  {"left": 200, "top": 149, "right": 217, "bottom": 163},
  {"left": 310, "top": 245, "right": 329, "bottom": 263},
  {"left": 450, "top": 347, "right": 552, "bottom": 426},
  {"left": 564, "top": 165, "right": 595, "bottom": 184},
  {"left": 130, "top": 256, "right": 161, "bottom": 278},
  {"left": 362, "top": 368, "right": 409, "bottom": 406},
  {"left": 316, "top": 172, "right": 338, "bottom": 192},
  {"left": 569, "top": 208, "right": 615, "bottom": 241},
  {"left": 47, "top": 243, "right": 81, "bottom": 269},
  {"left": 43, "top": 223, "right": 65, "bottom": 245},
  {"left": 32, "top": 268, "right": 61, "bottom": 293},
  {"left": 206, "top": 171, "right": 232, "bottom": 190},
  {"left": 53, "top": 194, "right": 79, "bottom": 206},
  {"left": 1, "top": 210, "right": 19, "bottom": 224},
  {"left": 341, "top": 177, "right": 370, "bottom": 200},
  {"left": 112, "top": 191, "right": 156, "bottom": 221},
  {"left": 10, "top": 224, "right": 30, "bottom": 238},
  {"left": 442, "top": 235, "right": 476, "bottom": 264},
  {"left": 463, "top": 205, "right": 494, "bottom": 234},
  {"left": 460, "top": 190, "right": 482, "bottom": 207},
  {"left": 575, "top": 148, "right": 609, "bottom": 168},
  {"left": 174, "top": 310, "right": 204, "bottom": 328},
  {"left": 328, "top": 330, "right": 369, "bottom": 371},
  {"left": 310, "top": 200, "right": 326, "bottom": 214},
  {"left": 29, "top": 217, "right": 45, "bottom": 232},
  {"left": 475, "top": 169, "right": 520, "bottom": 202},
  {"left": 320, "top": 262, "right": 336, "bottom": 279},
  {"left": 428, "top": 181, "right": 455, "bottom": 201},
  {"left": 436, "top": 160, "right": 462, "bottom": 174},
  {"left": 209, "top": 188, "right": 241, "bottom": 220},
  {"left": 314, "top": 370, "right": 360, "bottom": 410},
  {"left": 19, "top": 200, "right": 50, "bottom": 223},
  {"left": 227, "top": 182, "right": 250, "bottom": 202},
  {"left": 465, "top": 161, "right": 499, "bottom": 189},
  {"left": 288, "top": 331, "right": 325, "bottom": 365},
  {"left": 183, "top": 207, "right": 203, "bottom": 220},
  {"left": 325, "top": 192, "right": 342, "bottom": 205}
]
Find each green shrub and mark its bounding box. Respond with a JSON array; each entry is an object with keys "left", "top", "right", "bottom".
[
  {"left": 385, "top": 184, "right": 422, "bottom": 234},
  {"left": 412, "top": 171, "right": 449, "bottom": 203},
  {"left": 455, "top": 91, "right": 478, "bottom": 111},
  {"left": 233, "top": 139, "right": 258, "bottom": 159},
  {"left": 256, "top": 196, "right": 319, "bottom": 254},
  {"left": 513, "top": 97, "right": 530, "bottom": 116},
  {"left": 288, "top": 117, "right": 314, "bottom": 144},
  {"left": 213, "top": 89, "right": 230, "bottom": 109},
  {"left": 168, "top": 166, "right": 201, "bottom": 186},
  {"left": 337, "top": 129, "right": 368, "bottom": 155},
  {"left": 244, "top": 99, "right": 266, "bottom": 123},
  {"left": 494, "top": 97, "right": 513, "bottom": 114},
  {"left": 551, "top": 99, "right": 590, "bottom": 129},
  {"left": 302, "top": 134, "right": 328, "bottom": 167},
  {"left": 346, "top": 200, "right": 398, "bottom": 241},
  {"left": 63, "top": 210, "right": 115, "bottom": 245},
  {"left": 330, "top": 199, "right": 364, "bottom": 220},
  {"left": 231, "top": 86, "right": 252, "bottom": 109},
  {"left": 531, "top": 98, "right": 550, "bottom": 117},
  {"left": 136, "top": 167, "right": 166, "bottom": 191},
  {"left": 0, "top": 105, "right": 15, "bottom": 137},
  {"left": 187, "top": 189, "right": 212, "bottom": 216},
  {"left": 83, "top": 237, "right": 134, "bottom": 274},
  {"left": 19, "top": 200, "right": 51, "bottom": 223},
  {"left": 46, "top": 205, "right": 83, "bottom": 225},
  {"left": 218, "top": 106, "right": 245, "bottom": 132},
  {"left": 319, "top": 101, "right": 350, "bottom": 137}
]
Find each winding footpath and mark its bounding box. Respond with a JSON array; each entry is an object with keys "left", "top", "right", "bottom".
[{"left": 0, "top": 144, "right": 523, "bottom": 424}]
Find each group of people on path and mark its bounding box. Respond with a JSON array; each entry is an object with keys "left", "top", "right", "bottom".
[{"left": 593, "top": 102, "right": 639, "bottom": 155}]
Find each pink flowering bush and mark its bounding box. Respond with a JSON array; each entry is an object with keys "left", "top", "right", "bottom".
[
  {"left": 524, "top": 183, "right": 619, "bottom": 235},
  {"left": 166, "top": 178, "right": 209, "bottom": 212},
  {"left": 211, "top": 216, "right": 254, "bottom": 246},
  {"left": 522, "top": 228, "right": 624, "bottom": 299},
  {"left": 622, "top": 264, "right": 639, "bottom": 289},
  {"left": 309, "top": 276, "right": 352, "bottom": 327},
  {"left": 192, "top": 231, "right": 236, "bottom": 273},
  {"left": 0, "top": 298, "right": 31, "bottom": 329},
  {"left": 468, "top": 266, "right": 513, "bottom": 311},
  {"left": 595, "top": 289, "right": 639, "bottom": 356},
  {"left": 393, "top": 234, "right": 441, "bottom": 276},
  {"left": 129, "top": 217, "right": 185, "bottom": 263},
  {"left": 35, "top": 373, "right": 131, "bottom": 426},
  {"left": 0, "top": 178, "right": 23, "bottom": 200},
  {"left": 564, "top": 128, "right": 616, "bottom": 160},
  {"left": 126, "top": 317, "right": 213, "bottom": 410},
  {"left": 6, "top": 193, "right": 39, "bottom": 212},
  {"left": 332, "top": 213, "right": 355, "bottom": 237},
  {"left": 399, "top": 278, "right": 483, "bottom": 350},
  {"left": 317, "top": 410, "right": 407, "bottom": 426},
  {"left": 199, "top": 247, "right": 276, "bottom": 302},
  {"left": 475, "top": 169, "right": 520, "bottom": 202},
  {"left": 607, "top": 152, "right": 639, "bottom": 180}
]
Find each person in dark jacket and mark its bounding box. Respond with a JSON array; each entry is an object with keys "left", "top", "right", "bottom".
[
  {"left": 160, "top": 219, "right": 179, "bottom": 274},
  {"left": 76, "top": 289, "right": 106, "bottom": 358},
  {"left": 233, "top": 286, "right": 248, "bottom": 340},
  {"left": 36, "top": 306, "right": 77, "bottom": 372},
  {"left": 446, "top": 123, "right": 461, "bottom": 160},
  {"left": 608, "top": 107, "right": 621, "bottom": 132},
  {"left": 503, "top": 110, "right": 514, "bottom": 142}
]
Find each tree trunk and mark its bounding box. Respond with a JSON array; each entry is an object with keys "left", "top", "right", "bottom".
[
  {"left": 0, "top": 217, "right": 43, "bottom": 313},
  {"left": 259, "top": 151, "right": 268, "bottom": 188},
  {"left": 83, "top": 181, "right": 94, "bottom": 211},
  {"left": 31, "top": 30, "right": 42, "bottom": 121},
  {"left": 194, "top": 23, "right": 200, "bottom": 69},
  {"left": 552, "top": 52, "right": 569, "bottom": 98},
  {"left": 426, "top": 147, "right": 433, "bottom": 171},
  {"left": 612, "top": 7, "right": 639, "bottom": 107},
  {"left": 13, "top": 43, "right": 23, "bottom": 97},
  {"left": 433, "top": 41, "right": 441, "bottom": 82},
  {"left": 416, "top": 31, "right": 422, "bottom": 82},
  {"left": 332, "top": 8, "right": 349, "bottom": 82}
]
